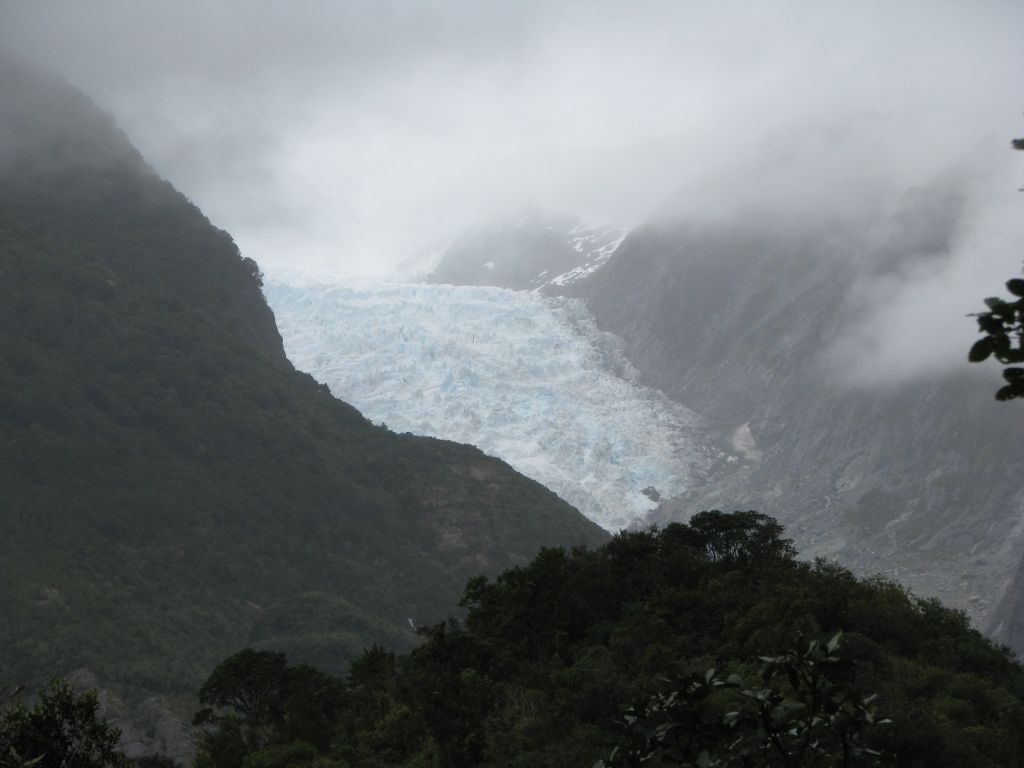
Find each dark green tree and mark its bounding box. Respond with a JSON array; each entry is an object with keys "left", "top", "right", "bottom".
[
  {"left": 194, "top": 512, "right": 1024, "bottom": 767},
  {"left": 968, "top": 282, "right": 1024, "bottom": 400},
  {"left": 193, "top": 649, "right": 290, "bottom": 750},
  {"left": 600, "top": 633, "right": 891, "bottom": 768},
  {"left": 681, "top": 511, "right": 796, "bottom": 565},
  {"left": 129, "top": 756, "right": 180, "bottom": 768},
  {"left": 0, "top": 681, "right": 128, "bottom": 768},
  {"left": 192, "top": 650, "right": 345, "bottom": 768},
  {"left": 333, "top": 646, "right": 430, "bottom": 766}
]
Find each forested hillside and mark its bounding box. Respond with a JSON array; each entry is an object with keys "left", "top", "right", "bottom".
[
  {"left": 190, "top": 512, "right": 1024, "bottom": 768},
  {"left": 0, "top": 60, "right": 606, "bottom": 754}
]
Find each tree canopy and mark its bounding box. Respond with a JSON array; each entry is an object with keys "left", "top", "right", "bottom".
[
  {"left": 192, "top": 511, "right": 1024, "bottom": 767},
  {"left": 0, "top": 681, "right": 127, "bottom": 768}
]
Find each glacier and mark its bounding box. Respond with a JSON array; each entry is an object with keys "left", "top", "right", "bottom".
[{"left": 264, "top": 277, "right": 714, "bottom": 531}]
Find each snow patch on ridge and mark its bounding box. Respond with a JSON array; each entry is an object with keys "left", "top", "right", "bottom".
[
  {"left": 545, "top": 232, "right": 627, "bottom": 288},
  {"left": 265, "top": 278, "right": 710, "bottom": 531}
]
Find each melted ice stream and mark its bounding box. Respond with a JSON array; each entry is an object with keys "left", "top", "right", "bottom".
[{"left": 265, "top": 277, "right": 708, "bottom": 531}]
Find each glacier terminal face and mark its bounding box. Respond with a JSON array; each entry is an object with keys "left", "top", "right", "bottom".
[{"left": 265, "top": 278, "right": 711, "bottom": 531}]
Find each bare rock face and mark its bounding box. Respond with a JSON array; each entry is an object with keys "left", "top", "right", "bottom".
[
  {"left": 428, "top": 206, "right": 625, "bottom": 291},
  {"left": 566, "top": 187, "right": 1024, "bottom": 653},
  {"left": 416, "top": 187, "right": 1024, "bottom": 652}
]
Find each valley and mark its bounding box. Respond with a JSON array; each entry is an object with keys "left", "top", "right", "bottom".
[
  {"left": 265, "top": 277, "right": 719, "bottom": 531},
  {"left": 274, "top": 200, "right": 1024, "bottom": 657},
  {"left": 2, "top": 3, "right": 1024, "bottom": 762}
]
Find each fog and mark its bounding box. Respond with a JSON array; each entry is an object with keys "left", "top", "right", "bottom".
[{"left": 1, "top": 0, "right": 1022, "bottom": 382}]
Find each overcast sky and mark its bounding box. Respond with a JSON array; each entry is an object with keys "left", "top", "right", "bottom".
[
  {"left": 2, "top": 1, "right": 1023, "bottom": 382},
  {"left": 1, "top": 1, "right": 1019, "bottom": 270}
]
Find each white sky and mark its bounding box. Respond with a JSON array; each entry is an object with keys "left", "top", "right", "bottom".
[
  {"left": 2, "top": 1, "right": 1023, "bottom": 383},
  {"left": 1, "top": 1, "right": 1020, "bottom": 273}
]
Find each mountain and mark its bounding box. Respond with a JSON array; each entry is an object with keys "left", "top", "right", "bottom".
[
  {"left": 418, "top": 185, "right": 1024, "bottom": 655},
  {"left": 0, "top": 60, "right": 606, "bottom": 757},
  {"left": 564, "top": 193, "right": 1024, "bottom": 654},
  {"left": 427, "top": 206, "right": 625, "bottom": 291},
  {"left": 264, "top": 278, "right": 719, "bottom": 531}
]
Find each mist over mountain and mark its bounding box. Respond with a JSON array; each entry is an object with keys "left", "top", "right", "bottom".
[
  {"left": 3, "top": 2, "right": 1024, "bottom": 763},
  {"left": 428, "top": 207, "right": 625, "bottom": 291},
  {"left": 430, "top": 179, "right": 1024, "bottom": 652},
  {"left": 274, "top": 165, "right": 1024, "bottom": 656},
  {"left": 0, "top": 60, "right": 605, "bottom": 757},
  {"left": 3, "top": 1, "right": 1019, "bottom": 276}
]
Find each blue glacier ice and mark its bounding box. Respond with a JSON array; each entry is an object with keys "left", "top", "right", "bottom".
[{"left": 264, "top": 276, "right": 712, "bottom": 531}]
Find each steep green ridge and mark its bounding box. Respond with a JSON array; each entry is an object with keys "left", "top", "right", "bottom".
[{"left": 0, "top": 59, "right": 607, "bottom": 730}]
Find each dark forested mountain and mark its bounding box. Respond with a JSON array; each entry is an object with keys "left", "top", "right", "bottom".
[
  {"left": 563, "top": 193, "right": 1024, "bottom": 655},
  {"left": 0, "top": 60, "right": 606, "bottom": 756},
  {"left": 428, "top": 206, "right": 624, "bottom": 291}
]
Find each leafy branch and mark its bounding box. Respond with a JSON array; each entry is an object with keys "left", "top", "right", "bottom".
[{"left": 599, "top": 633, "right": 891, "bottom": 768}]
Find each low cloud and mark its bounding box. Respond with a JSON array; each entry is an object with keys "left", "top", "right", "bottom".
[
  {"left": 826, "top": 163, "right": 1024, "bottom": 388},
  {"left": 1, "top": 0, "right": 1020, "bottom": 277}
]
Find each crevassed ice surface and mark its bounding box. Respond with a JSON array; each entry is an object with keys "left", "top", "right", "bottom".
[{"left": 265, "top": 278, "right": 708, "bottom": 531}]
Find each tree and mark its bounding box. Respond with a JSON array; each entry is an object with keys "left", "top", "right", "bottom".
[
  {"left": 192, "top": 650, "right": 346, "bottom": 768},
  {"left": 194, "top": 650, "right": 290, "bottom": 737},
  {"left": 969, "top": 133, "right": 1024, "bottom": 399},
  {"left": 0, "top": 685, "right": 34, "bottom": 768},
  {"left": 599, "top": 633, "right": 891, "bottom": 768},
  {"left": 681, "top": 511, "right": 796, "bottom": 566},
  {"left": 968, "top": 277, "right": 1024, "bottom": 401},
  {"left": 0, "top": 681, "right": 128, "bottom": 768}
]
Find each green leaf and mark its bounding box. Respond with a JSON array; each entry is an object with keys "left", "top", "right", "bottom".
[
  {"left": 996, "top": 384, "right": 1020, "bottom": 401},
  {"left": 993, "top": 302, "right": 1020, "bottom": 320},
  {"left": 995, "top": 336, "right": 1013, "bottom": 359},
  {"left": 826, "top": 631, "right": 842, "bottom": 653},
  {"left": 1007, "top": 279, "right": 1024, "bottom": 297},
  {"left": 787, "top": 669, "right": 800, "bottom": 691},
  {"left": 968, "top": 338, "right": 994, "bottom": 362},
  {"left": 977, "top": 314, "right": 1003, "bottom": 334},
  {"left": 985, "top": 296, "right": 1006, "bottom": 309}
]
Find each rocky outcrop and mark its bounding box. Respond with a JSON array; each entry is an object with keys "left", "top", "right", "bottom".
[
  {"left": 569, "top": 191, "right": 1024, "bottom": 652},
  {"left": 428, "top": 206, "right": 624, "bottom": 291}
]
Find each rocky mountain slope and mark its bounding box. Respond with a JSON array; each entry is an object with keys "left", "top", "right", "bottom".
[
  {"left": 566, "top": 195, "right": 1024, "bottom": 653},
  {"left": 423, "top": 186, "right": 1024, "bottom": 655},
  {"left": 428, "top": 206, "right": 624, "bottom": 291},
  {"left": 0, "top": 60, "right": 606, "bottom": 757}
]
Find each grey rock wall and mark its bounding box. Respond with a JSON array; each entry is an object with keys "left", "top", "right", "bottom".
[{"left": 570, "top": 191, "right": 1024, "bottom": 652}]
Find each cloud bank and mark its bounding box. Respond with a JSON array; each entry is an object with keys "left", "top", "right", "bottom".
[
  {"left": 1, "top": 2, "right": 1018, "bottom": 268},
  {"left": 1, "top": 0, "right": 1022, "bottom": 383}
]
